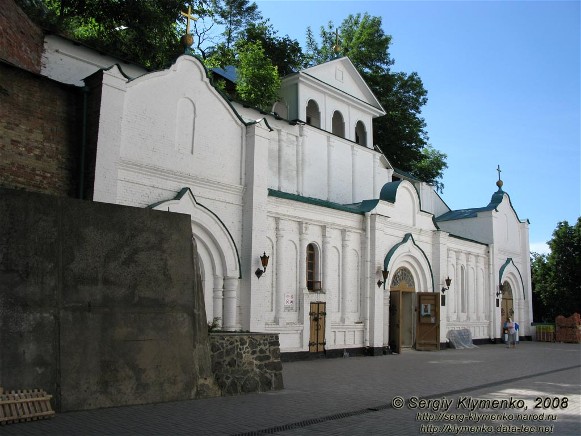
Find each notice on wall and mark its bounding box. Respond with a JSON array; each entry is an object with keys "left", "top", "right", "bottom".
[{"left": 285, "top": 294, "right": 295, "bottom": 306}]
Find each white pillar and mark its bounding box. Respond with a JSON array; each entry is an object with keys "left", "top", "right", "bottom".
[
  {"left": 322, "top": 227, "right": 331, "bottom": 294},
  {"left": 341, "top": 230, "right": 350, "bottom": 323},
  {"left": 299, "top": 222, "right": 308, "bottom": 293},
  {"left": 383, "top": 293, "right": 389, "bottom": 346},
  {"left": 468, "top": 255, "right": 475, "bottom": 320},
  {"left": 277, "top": 129, "right": 283, "bottom": 191},
  {"left": 476, "top": 257, "right": 484, "bottom": 321},
  {"left": 223, "top": 277, "right": 239, "bottom": 331},
  {"left": 275, "top": 218, "right": 286, "bottom": 325},
  {"left": 298, "top": 126, "right": 307, "bottom": 196},
  {"left": 456, "top": 253, "right": 462, "bottom": 319},
  {"left": 327, "top": 137, "right": 333, "bottom": 201},
  {"left": 213, "top": 275, "right": 224, "bottom": 327},
  {"left": 447, "top": 251, "right": 456, "bottom": 321},
  {"left": 351, "top": 145, "right": 358, "bottom": 203}
]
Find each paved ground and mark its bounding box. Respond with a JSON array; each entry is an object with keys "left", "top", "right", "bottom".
[{"left": 3, "top": 342, "right": 580, "bottom": 435}]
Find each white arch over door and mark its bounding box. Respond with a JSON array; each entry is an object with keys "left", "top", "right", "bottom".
[
  {"left": 383, "top": 234, "right": 434, "bottom": 293},
  {"left": 150, "top": 188, "right": 241, "bottom": 329}
]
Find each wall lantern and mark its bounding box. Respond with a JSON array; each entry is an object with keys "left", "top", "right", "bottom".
[
  {"left": 255, "top": 252, "right": 269, "bottom": 279},
  {"left": 496, "top": 283, "right": 504, "bottom": 307},
  {"left": 377, "top": 269, "right": 389, "bottom": 288},
  {"left": 440, "top": 276, "right": 452, "bottom": 306}
]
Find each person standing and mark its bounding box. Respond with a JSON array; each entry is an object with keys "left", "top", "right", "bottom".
[{"left": 506, "top": 318, "right": 516, "bottom": 348}]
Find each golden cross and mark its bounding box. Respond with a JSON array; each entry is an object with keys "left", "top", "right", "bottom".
[
  {"left": 333, "top": 29, "right": 341, "bottom": 54},
  {"left": 181, "top": 5, "right": 198, "bottom": 35}
]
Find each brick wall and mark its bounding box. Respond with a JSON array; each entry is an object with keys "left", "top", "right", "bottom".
[
  {"left": 0, "top": 61, "right": 82, "bottom": 197},
  {"left": 0, "top": 0, "right": 44, "bottom": 73}
]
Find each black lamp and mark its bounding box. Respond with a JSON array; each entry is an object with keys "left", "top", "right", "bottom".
[
  {"left": 255, "top": 252, "right": 269, "bottom": 279},
  {"left": 441, "top": 276, "right": 452, "bottom": 306},
  {"left": 496, "top": 283, "right": 503, "bottom": 307},
  {"left": 377, "top": 269, "right": 389, "bottom": 288}
]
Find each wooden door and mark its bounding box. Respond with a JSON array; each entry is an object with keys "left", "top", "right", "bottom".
[
  {"left": 389, "top": 291, "right": 401, "bottom": 353},
  {"left": 309, "top": 302, "right": 326, "bottom": 352},
  {"left": 500, "top": 282, "right": 514, "bottom": 340},
  {"left": 416, "top": 292, "right": 440, "bottom": 351}
]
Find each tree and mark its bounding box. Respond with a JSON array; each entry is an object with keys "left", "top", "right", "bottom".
[
  {"left": 17, "top": 0, "right": 185, "bottom": 69},
  {"left": 531, "top": 218, "right": 581, "bottom": 321},
  {"left": 241, "top": 21, "right": 305, "bottom": 76},
  {"left": 304, "top": 13, "right": 447, "bottom": 191},
  {"left": 235, "top": 41, "right": 281, "bottom": 110},
  {"left": 212, "top": 0, "right": 261, "bottom": 50},
  {"left": 410, "top": 145, "right": 448, "bottom": 193}
]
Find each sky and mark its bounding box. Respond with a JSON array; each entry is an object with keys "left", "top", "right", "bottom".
[{"left": 253, "top": 0, "right": 580, "bottom": 254}]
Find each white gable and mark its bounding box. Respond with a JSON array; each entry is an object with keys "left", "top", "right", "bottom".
[{"left": 301, "top": 57, "right": 384, "bottom": 113}]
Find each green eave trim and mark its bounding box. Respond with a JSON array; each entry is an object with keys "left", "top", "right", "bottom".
[
  {"left": 148, "top": 187, "right": 242, "bottom": 279},
  {"left": 268, "top": 189, "right": 377, "bottom": 214},
  {"left": 499, "top": 258, "right": 526, "bottom": 300},
  {"left": 382, "top": 233, "right": 435, "bottom": 292},
  {"left": 448, "top": 234, "right": 488, "bottom": 246}
]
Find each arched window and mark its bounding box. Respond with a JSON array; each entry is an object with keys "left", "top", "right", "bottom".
[
  {"left": 390, "top": 267, "right": 415, "bottom": 290},
  {"left": 306, "top": 100, "right": 320, "bottom": 128},
  {"left": 355, "top": 121, "right": 367, "bottom": 146},
  {"left": 306, "top": 243, "right": 321, "bottom": 291},
  {"left": 332, "top": 110, "right": 345, "bottom": 137}
]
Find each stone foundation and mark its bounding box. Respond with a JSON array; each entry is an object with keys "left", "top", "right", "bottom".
[{"left": 209, "top": 333, "right": 284, "bottom": 395}]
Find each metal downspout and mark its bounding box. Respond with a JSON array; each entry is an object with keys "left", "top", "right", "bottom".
[{"left": 78, "top": 85, "right": 89, "bottom": 199}]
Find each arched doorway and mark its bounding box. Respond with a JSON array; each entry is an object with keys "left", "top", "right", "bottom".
[
  {"left": 389, "top": 267, "right": 416, "bottom": 353},
  {"left": 501, "top": 280, "right": 514, "bottom": 339}
]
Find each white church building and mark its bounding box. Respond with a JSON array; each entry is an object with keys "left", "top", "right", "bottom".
[{"left": 41, "top": 37, "right": 533, "bottom": 355}]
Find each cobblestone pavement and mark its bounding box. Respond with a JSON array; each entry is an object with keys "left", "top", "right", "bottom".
[{"left": 3, "top": 342, "right": 580, "bottom": 435}]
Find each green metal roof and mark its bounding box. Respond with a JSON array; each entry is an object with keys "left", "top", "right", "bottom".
[
  {"left": 436, "top": 188, "right": 506, "bottom": 222},
  {"left": 268, "top": 189, "right": 378, "bottom": 214},
  {"left": 392, "top": 167, "right": 422, "bottom": 182}
]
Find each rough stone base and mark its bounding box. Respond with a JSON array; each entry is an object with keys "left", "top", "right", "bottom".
[{"left": 209, "top": 333, "right": 284, "bottom": 395}]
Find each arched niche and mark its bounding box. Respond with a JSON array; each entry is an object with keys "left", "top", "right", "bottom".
[
  {"left": 332, "top": 110, "right": 345, "bottom": 138},
  {"left": 306, "top": 100, "right": 321, "bottom": 128}
]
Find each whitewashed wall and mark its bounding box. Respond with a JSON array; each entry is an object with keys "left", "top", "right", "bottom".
[{"left": 42, "top": 35, "right": 147, "bottom": 86}]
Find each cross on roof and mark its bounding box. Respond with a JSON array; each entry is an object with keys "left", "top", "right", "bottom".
[
  {"left": 497, "top": 164, "right": 502, "bottom": 181},
  {"left": 181, "top": 5, "right": 198, "bottom": 35},
  {"left": 332, "top": 29, "right": 341, "bottom": 55}
]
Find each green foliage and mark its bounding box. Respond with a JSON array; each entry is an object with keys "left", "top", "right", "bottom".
[
  {"left": 212, "top": 0, "right": 262, "bottom": 49},
  {"left": 207, "top": 317, "right": 221, "bottom": 332},
  {"left": 242, "top": 21, "right": 305, "bottom": 76},
  {"left": 236, "top": 41, "right": 281, "bottom": 110},
  {"left": 18, "top": 0, "right": 184, "bottom": 69},
  {"left": 305, "top": 14, "right": 393, "bottom": 74},
  {"left": 531, "top": 218, "right": 581, "bottom": 321},
  {"left": 411, "top": 146, "right": 448, "bottom": 193}
]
